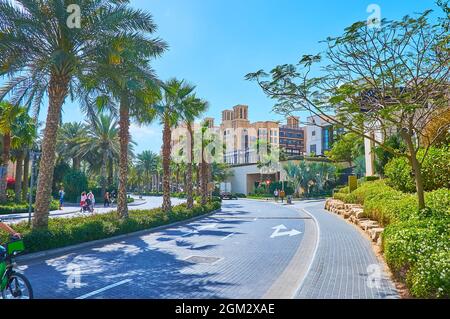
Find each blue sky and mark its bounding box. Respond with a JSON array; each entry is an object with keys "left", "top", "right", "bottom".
[{"left": 30, "top": 0, "right": 444, "bottom": 153}]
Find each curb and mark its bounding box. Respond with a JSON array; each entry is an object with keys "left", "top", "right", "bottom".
[{"left": 16, "top": 208, "right": 221, "bottom": 264}]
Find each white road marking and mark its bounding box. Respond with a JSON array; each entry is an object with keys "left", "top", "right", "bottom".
[
  {"left": 75, "top": 279, "right": 132, "bottom": 299},
  {"left": 270, "top": 224, "right": 302, "bottom": 239},
  {"left": 221, "top": 233, "right": 235, "bottom": 240}
]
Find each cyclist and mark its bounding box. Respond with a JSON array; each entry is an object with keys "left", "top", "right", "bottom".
[{"left": 0, "top": 220, "right": 21, "bottom": 238}]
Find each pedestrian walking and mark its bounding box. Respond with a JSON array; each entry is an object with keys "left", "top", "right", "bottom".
[
  {"left": 104, "top": 191, "right": 110, "bottom": 207},
  {"left": 58, "top": 187, "right": 65, "bottom": 210},
  {"left": 87, "top": 191, "right": 95, "bottom": 213},
  {"left": 280, "top": 189, "right": 286, "bottom": 203}
]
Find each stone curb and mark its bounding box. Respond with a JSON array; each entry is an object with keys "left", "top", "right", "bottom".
[{"left": 16, "top": 208, "right": 221, "bottom": 264}]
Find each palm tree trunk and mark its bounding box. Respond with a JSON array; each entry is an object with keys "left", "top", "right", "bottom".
[
  {"left": 33, "top": 74, "right": 69, "bottom": 228},
  {"left": 175, "top": 165, "right": 180, "bottom": 192},
  {"left": 73, "top": 157, "right": 81, "bottom": 171},
  {"left": 108, "top": 158, "right": 114, "bottom": 188},
  {"left": 14, "top": 150, "right": 24, "bottom": 202},
  {"left": 22, "top": 149, "right": 30, "bottom": 202},
  {"left": 117, "top": 95, "right": 130, "bottom": 219},
  {"left": 162, "top": 116, "right": 172, "bottom": 212},
  {"left": 200, "top": 146, "right": 208, "bottom": 205},
  {"left": 0, "top": 133, "right": 11, "bottom": 203},
  {"left": 101, "top": 151, "right": 107, "bottom": 198},
  {"left": 195, "top": 164, "right": 200, "bottom": 196}
]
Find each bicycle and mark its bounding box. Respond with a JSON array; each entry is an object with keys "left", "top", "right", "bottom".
[{"left": 0, "top": 237, "right": 33, "bottom": 299}]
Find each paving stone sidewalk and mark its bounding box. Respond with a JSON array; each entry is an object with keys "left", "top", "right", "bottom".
[{"left": 288, "top": 200, "right": 398, "bottom": 299}]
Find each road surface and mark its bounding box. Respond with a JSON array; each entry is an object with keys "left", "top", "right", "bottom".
[{"left": 16, "top": 199, "right": 398, "bottom": 299}]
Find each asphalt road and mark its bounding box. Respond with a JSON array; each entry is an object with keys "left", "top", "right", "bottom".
[{"left": 15, "top": 199, "right": 398, "bottom": 299}]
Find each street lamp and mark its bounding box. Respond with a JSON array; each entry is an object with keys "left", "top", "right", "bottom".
[{"left": 28, "top": 150, "right": 41, "bottom": 226}]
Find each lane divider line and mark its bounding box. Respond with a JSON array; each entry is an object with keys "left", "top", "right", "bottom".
[{"left": 75, "top": 279, "right": 132, "bottom": 299}]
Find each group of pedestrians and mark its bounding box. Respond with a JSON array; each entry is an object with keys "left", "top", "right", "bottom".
[
  {"left": 56, "top": 187, "right": 117, "bottom": 213},
  {"left": 103, "top": 190, "right": 116, "bottom": 207},
  {"left": 80, "top": 191, "right": 96, "bottom": 213},
  {"left": 273, "top": 188, "right": 286, "bottom": 203}
]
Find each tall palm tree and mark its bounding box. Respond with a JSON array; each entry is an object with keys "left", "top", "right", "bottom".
[
  {"left": 146, "top": 79, "right": 196, "bottom": 213},
  {"left": 180, "top": 95, "right": 208, "bottom": 208},
  {"left": 11, "top": 111, "right": 36, "bottom": 202},
  {"left": 0, "top": 0, "right": 164, "bottom": 228},
  {"left": 80, "top": 33, "right": 166, "bottom": 219},
  {"left": 0, "top": 101, "right": 29, "bottom": 203},
  {"left": 81, "top": 114, "right": 120, "bottom": 197},
  {"left": 136, "top": 150, "right": 159, "bottom": 192},
  {"left": 57, "top": 122, "right": 88, "bottom": 170}
]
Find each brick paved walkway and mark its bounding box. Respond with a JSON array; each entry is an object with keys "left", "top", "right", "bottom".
[{"left": 290, "top": 200, "right": 398, "bottom": 299}]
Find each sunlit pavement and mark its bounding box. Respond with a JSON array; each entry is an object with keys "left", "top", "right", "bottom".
[{"left": 16, "top": 199, "right": 398, "bottom": 299}]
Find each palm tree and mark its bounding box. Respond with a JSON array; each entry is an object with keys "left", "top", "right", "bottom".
[
  {"left": 0, "top": 101, "right": 30, "bottom": 203},
  {"left": 57, "top": 122, "right": 88, "bottom": 170},
  {"left": 81, "top": 114, "right": 120, "bottom": 197},
  {"left": 11, "top": 111, "right": 36, "bottom": 202},
  {"left": 80, "top": 33, "right": 166, "bottom": 219},
  {"left": 179, "top": 95, "right": 208, "bottom": 208},
  {"left": 146, "top": 79, "right": 196, "bottom": 213},
  {"left": 136, "top": 151, "right": 159, "bottom": 192},
  {"left": 0, "top": 0, "right": 165, "bottom": 228}
]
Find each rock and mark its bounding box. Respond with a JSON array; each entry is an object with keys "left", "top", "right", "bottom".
[
  {"left": 355, "top": 211, "right": 366, "bottom": 219},
  {"left": 369, "top": 228, "right": 384, "bottom": 242},
  {"left": 360, "top": 220, "right": 379, "bottom": 231},
  {"left": 376, "top": 236, "right": 383, "bottom": 247}
]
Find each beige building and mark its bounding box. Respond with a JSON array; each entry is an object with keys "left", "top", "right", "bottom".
[{"left": 220, "top": 105, "right": 279, "bottom": 165}]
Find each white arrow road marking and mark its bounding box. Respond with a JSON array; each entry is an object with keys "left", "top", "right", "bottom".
[
  {"left": 75, "top": 279, "right": 132, "bottom": 299},
  {"left": 270, "top": 224, "right": 302, "bottom": 239}
]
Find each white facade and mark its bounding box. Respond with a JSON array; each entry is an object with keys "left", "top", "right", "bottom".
[{"left": 305, "top": 115, "right": 331, "bottom": 156}]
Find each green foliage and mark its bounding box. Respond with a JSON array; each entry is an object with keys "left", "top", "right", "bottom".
[
  {"left": 383, "top": 219, "right": 450, "bottom": 298},
  {"left": 325, "top": 132, "right": 364, "bottom": 164},
  {"left": 373, "top": 134, "right": 406, "bottom": 176},
  {"left": 0, "top": 200, "right": 60, "bottom": 215},
  {"left": 407, "top": 250, "right": 450, "bottom": 299},
  {"left": 62, "top": 169, "right": 88, "bottom": 202},
  {"left": 384, "top": 157, "right": 416, "bottom": 192},
  {"left": 0, "top": 203, "right": 221, "bottom": 254},
  {"left": 385, "top": 147, "right": 450, "bottom": 192}
]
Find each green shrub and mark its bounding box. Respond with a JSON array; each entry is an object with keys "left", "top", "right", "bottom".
[
  {"left": 364, "top": 176, "right": 381, "bottom": 182},
  {"left": 385, "top": 146, "right": 450, "bottom": 192},
  {"left": 425, "top": 188, "right": 450, "bottom": 219},
  {"left": 62, "top": 169, "right": 88, "bottom": 202},
  {"left": 382, "top": 219, "right": 450, "bottom": 277},
  {"left": 406, "top": 250, "right": 450, "bottom": 299},
  {"left": 0, "top": 202, "right": 221, "bottom": 254},
  {"left": 0, "top": 199, "right": 60, "bottom": 215}
]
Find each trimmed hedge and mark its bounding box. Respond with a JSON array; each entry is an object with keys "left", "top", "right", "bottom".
[
  {"left": 0, "top": 201, "right": 221, "bottom": 254},
  {"left": 0, "top": 199, "right": 60, "bottom": 215},
  {"left": 385, "top": 146, "right": 450, "bottom": 193}
]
